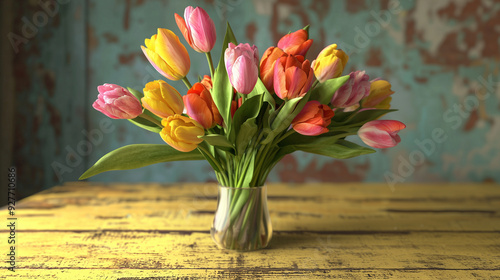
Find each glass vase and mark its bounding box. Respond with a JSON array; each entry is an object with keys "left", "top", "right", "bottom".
[{"left": 210, "top": 185, "right": 272, "bottom": 251}]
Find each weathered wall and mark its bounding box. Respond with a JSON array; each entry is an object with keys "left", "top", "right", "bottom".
[{"left": 5, "top": 0, "right": 500, "bottom": 200}]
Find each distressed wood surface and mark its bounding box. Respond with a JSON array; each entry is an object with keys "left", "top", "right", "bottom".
[{"left": 1, "top": 182, "right": 499, "bottom": 279}]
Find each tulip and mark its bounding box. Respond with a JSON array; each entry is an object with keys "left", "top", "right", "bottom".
[
  {"left": 142, "top": 80, "right": 184, "bottom": 119},
  {"left": 160, "top": 114, "right": 204, "bottom": 152},
  {"left": 277, "top": 29, "right": 313, "bottom": 56},
  {"left": 361, "top": 80, "right": 394, "bottom": 109},
  {"left": 224, "top": 43, "right": 259, "bottom": 94},
  {"left": 200, "top": 75, "right": 213, "bottom": 90},
  {"left": 273, "top": 54, "right": 314, "bottom": 100},
  {"left": 175, "top": 6, "right": 216, "bottom": 53},
  {"left": 291, "top": 100, "right": 334, "bottom": 136},
  {"left": 93, "top": 84, "right": 142, "bottom": 119},
  {"left": 259, "top": 47, "right": 285, "bottom": 92},
  {"left": 311, "top": 44, "right": 348, "bottom": 83},
  {"left": 183, "top": 82, "right": 222, "bottom": 129},
  {"left": 331, "top": 71, "right": 370, "bottom": 108},
  {"left": 141, "top": 28, "right": 190, "bottom": 81},
  {"left": 358, "top": 120, "right": 405, "bottom": 148}
]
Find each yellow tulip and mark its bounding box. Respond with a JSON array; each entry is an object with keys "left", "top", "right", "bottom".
[
  {"left": 160, "top": 115, "right": 204, "bottom": 152},
  {"left": 362, "top": 80, "right": 394, "bottom": 109},
  {"left": 141, "top": 28, "right": 190, "bottom": 81},
  {"left": 311, "top": 44, "right": 348, "bottom": 83},
  {"left": 142, "top": 80, "right": 184, "bottom": 118}
]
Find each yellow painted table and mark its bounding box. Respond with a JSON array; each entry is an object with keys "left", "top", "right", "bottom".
[{"left": 2, "top": 182, "right": 500, "bottom": 279}]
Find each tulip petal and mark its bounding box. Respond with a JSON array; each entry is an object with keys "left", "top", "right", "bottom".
[
  {"left": 231, "top": 55, "right": 258, "bottom": 94},
  {"left": 141, "top": 46, "right": 178, "bottom": 80},
  {"left": 175, "top": 13, "right": 193, "bottom": 47},
  {"left": 188, "top": 7, "right": 216, "bottom": 53},
  {"left": 183, "top": 94, "right": 213, "bottom": 129},
  {"left": 285, "top": 66, "right": 307, "bottom": 99},
  {"left": 155, "top": 28, "right": 190, "bottom": 78}
]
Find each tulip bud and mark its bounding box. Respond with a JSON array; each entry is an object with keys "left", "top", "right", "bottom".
[
  {"left": 311, "top": 44, "right": 348, "bottom": 83},
  {"left": 277, "top": 29, "right": 313, "bottom": 56},
  {"left": 291, "top": 100, "right": 334, "bottom": 136},
  {"left": 224, "top": 43, "right": 259, "bottom": 94},
  {"left": 358, "top": 120, "right": 405, "bottom": 148},
  {"left": 200, "top": 75, "right": 213, "bottom": 90},
  {"left": 183, "top": 83, "right": 222, "bottom": 129},
  {"left": 361, "top": 80, "right": 394, "bottom": 109},
  {"left": 141, "top": 28, "right": 190, "bottom": 81},
  {"left": 331, "top": 71, "right": 370, "bottom": 108},
  {"left": 160, "top": 114, "right": 204, "bottom": 152},
  {"left": 175, "top": 6, "right": 216, "bottom": 53},
  {"left": 93, "top": 84, "right": 143, "bottom": 119},
  {"left": 259, "top": 47, "right": 285, "bottom": 92},
  {"left": 142, "top": 80, "right": 184, "bottom": 119},
  {"left": 274, "top": 54, "right": 314, "bottom": 100}
]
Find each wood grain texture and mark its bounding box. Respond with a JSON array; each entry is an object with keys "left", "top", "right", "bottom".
[{"left": 1, "top": 183, "right": 499, "bottom": 279}]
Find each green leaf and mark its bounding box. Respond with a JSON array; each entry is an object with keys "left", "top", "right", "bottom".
[
  {"left": 300, "top": 139, "right": 375, "bottom": 159},
  {"left": 248, "top": 78, "right": 276, "bottom": 109},
  {"left": 79, "top": 144, "right": 204, "bottom": 179},
  {"left": 273, "top": 139, "right": 375, "bottom": 164},
  {"left": 236, "top": 118, "right": 258, "bottom": 155},
  {"left": 200, "top": 134, "right": 234, "bottom": 149},
  {"left": 232, "top": 95, "right": 262, "bottom": 135},
  {"left": 127, "top": 117, "right": 161, "bottom": 133},
  {"left": 309, "top": 75, "right": 350, "bottom": 104},
  {"left": 270, "top": 93, "right": 311, "bottom": 134},
  {"left": 334, "top": 109, "right": 397, "bottom": 126},
  {"left": 212, "top": 22, "right": 237, "bottom": 131},
  {"left": 127, "top": 87, "right": 144, "bottom": 100}
]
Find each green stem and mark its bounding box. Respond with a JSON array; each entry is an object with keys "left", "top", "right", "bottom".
[
  {"left": 311, "top": 79, "right": 320, "bottom": 89},
  {"left": 205, "top": 51, "right": 215, "bottom": 78},
  {"left": 182, "top": 77, "right": 192, "bottom": 89},
  {"left": 197, "top": 145, "right": 228, "bottom": 185},
  {"left": 274, "top": 129, "right": 295, "bottom": 144},
  {"left": 138, "top": 113, "right": 162, "bottom": 127}
]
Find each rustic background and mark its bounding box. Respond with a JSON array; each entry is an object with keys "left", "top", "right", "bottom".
[{"left": 2, "top": 0, "right": 499, "bottom": 204}]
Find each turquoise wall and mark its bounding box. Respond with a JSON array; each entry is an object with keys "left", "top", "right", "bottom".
[{"left": 8, "top": 0, "right": 500, "bottom": 199}]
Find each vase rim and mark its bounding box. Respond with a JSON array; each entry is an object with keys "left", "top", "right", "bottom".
[{"left": 218, "top": 185, "right": 266, "bottom": 189}]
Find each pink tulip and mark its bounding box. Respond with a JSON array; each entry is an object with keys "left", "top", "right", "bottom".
[
  {"left": 331, "top": 71, "right": 370, "bottom": 108},
  {"left": 358, "top": 120, "right": 406, "bottom": 148},
  {"left": 291, "top": 100, "right": 334, "bottom": 136},
  {"left": 175, "top": 6, "right": 216, "bottom": 53},
  {"left": 93, "top": 84, "right": 142, "bottom": 119},
  {"left": 273, "top": 54, "right": 314, "bottom": 100},
  {"left": 224, "top": 43, "right": 259, "bottom": 94}
]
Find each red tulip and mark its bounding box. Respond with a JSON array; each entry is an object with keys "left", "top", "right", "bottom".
[
  {"left": 183, "top": 83, "right": 222, "bottom": 129},
  {"left": 291, "top": 100, "right": 334, "bottom": 136},
  {"left": 260, "top": 47, "right": 285, "bottom": 92},
  {"left": 277, "top": 29, "right": 313, "bottom": 56},
  {"left": 358, "top": 120, "right": 406, "bottom": 148},
  {"left": 273, "top": 54, "right": 314, "bottom": 100}
]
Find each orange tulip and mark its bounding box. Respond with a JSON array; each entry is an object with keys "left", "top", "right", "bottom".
[
  {"left": 291, "top": 100, "right": 334, "bottom": 136},
  {"left": 277, "top": 29, "right": 313, "bottom": 56},
  {"left": 200, "top": 75, "right": 212, "bottom": 90},
  {"left": 183, "top": 83, "right": 222, "bottom": 129},
  {"left": 273, "top": 54, "right": 314, "bottom": 100},
  {"left": 259, "top": 47, "right": 285, "bottom": 92}
]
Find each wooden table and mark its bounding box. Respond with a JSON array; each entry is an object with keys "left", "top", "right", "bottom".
[{"left": 2, "top": 182, "right": 499, "bottom": 279}]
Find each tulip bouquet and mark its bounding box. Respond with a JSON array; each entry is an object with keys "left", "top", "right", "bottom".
[{"left": 81, "top": 6, "right": 405, "bottom": 250}]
